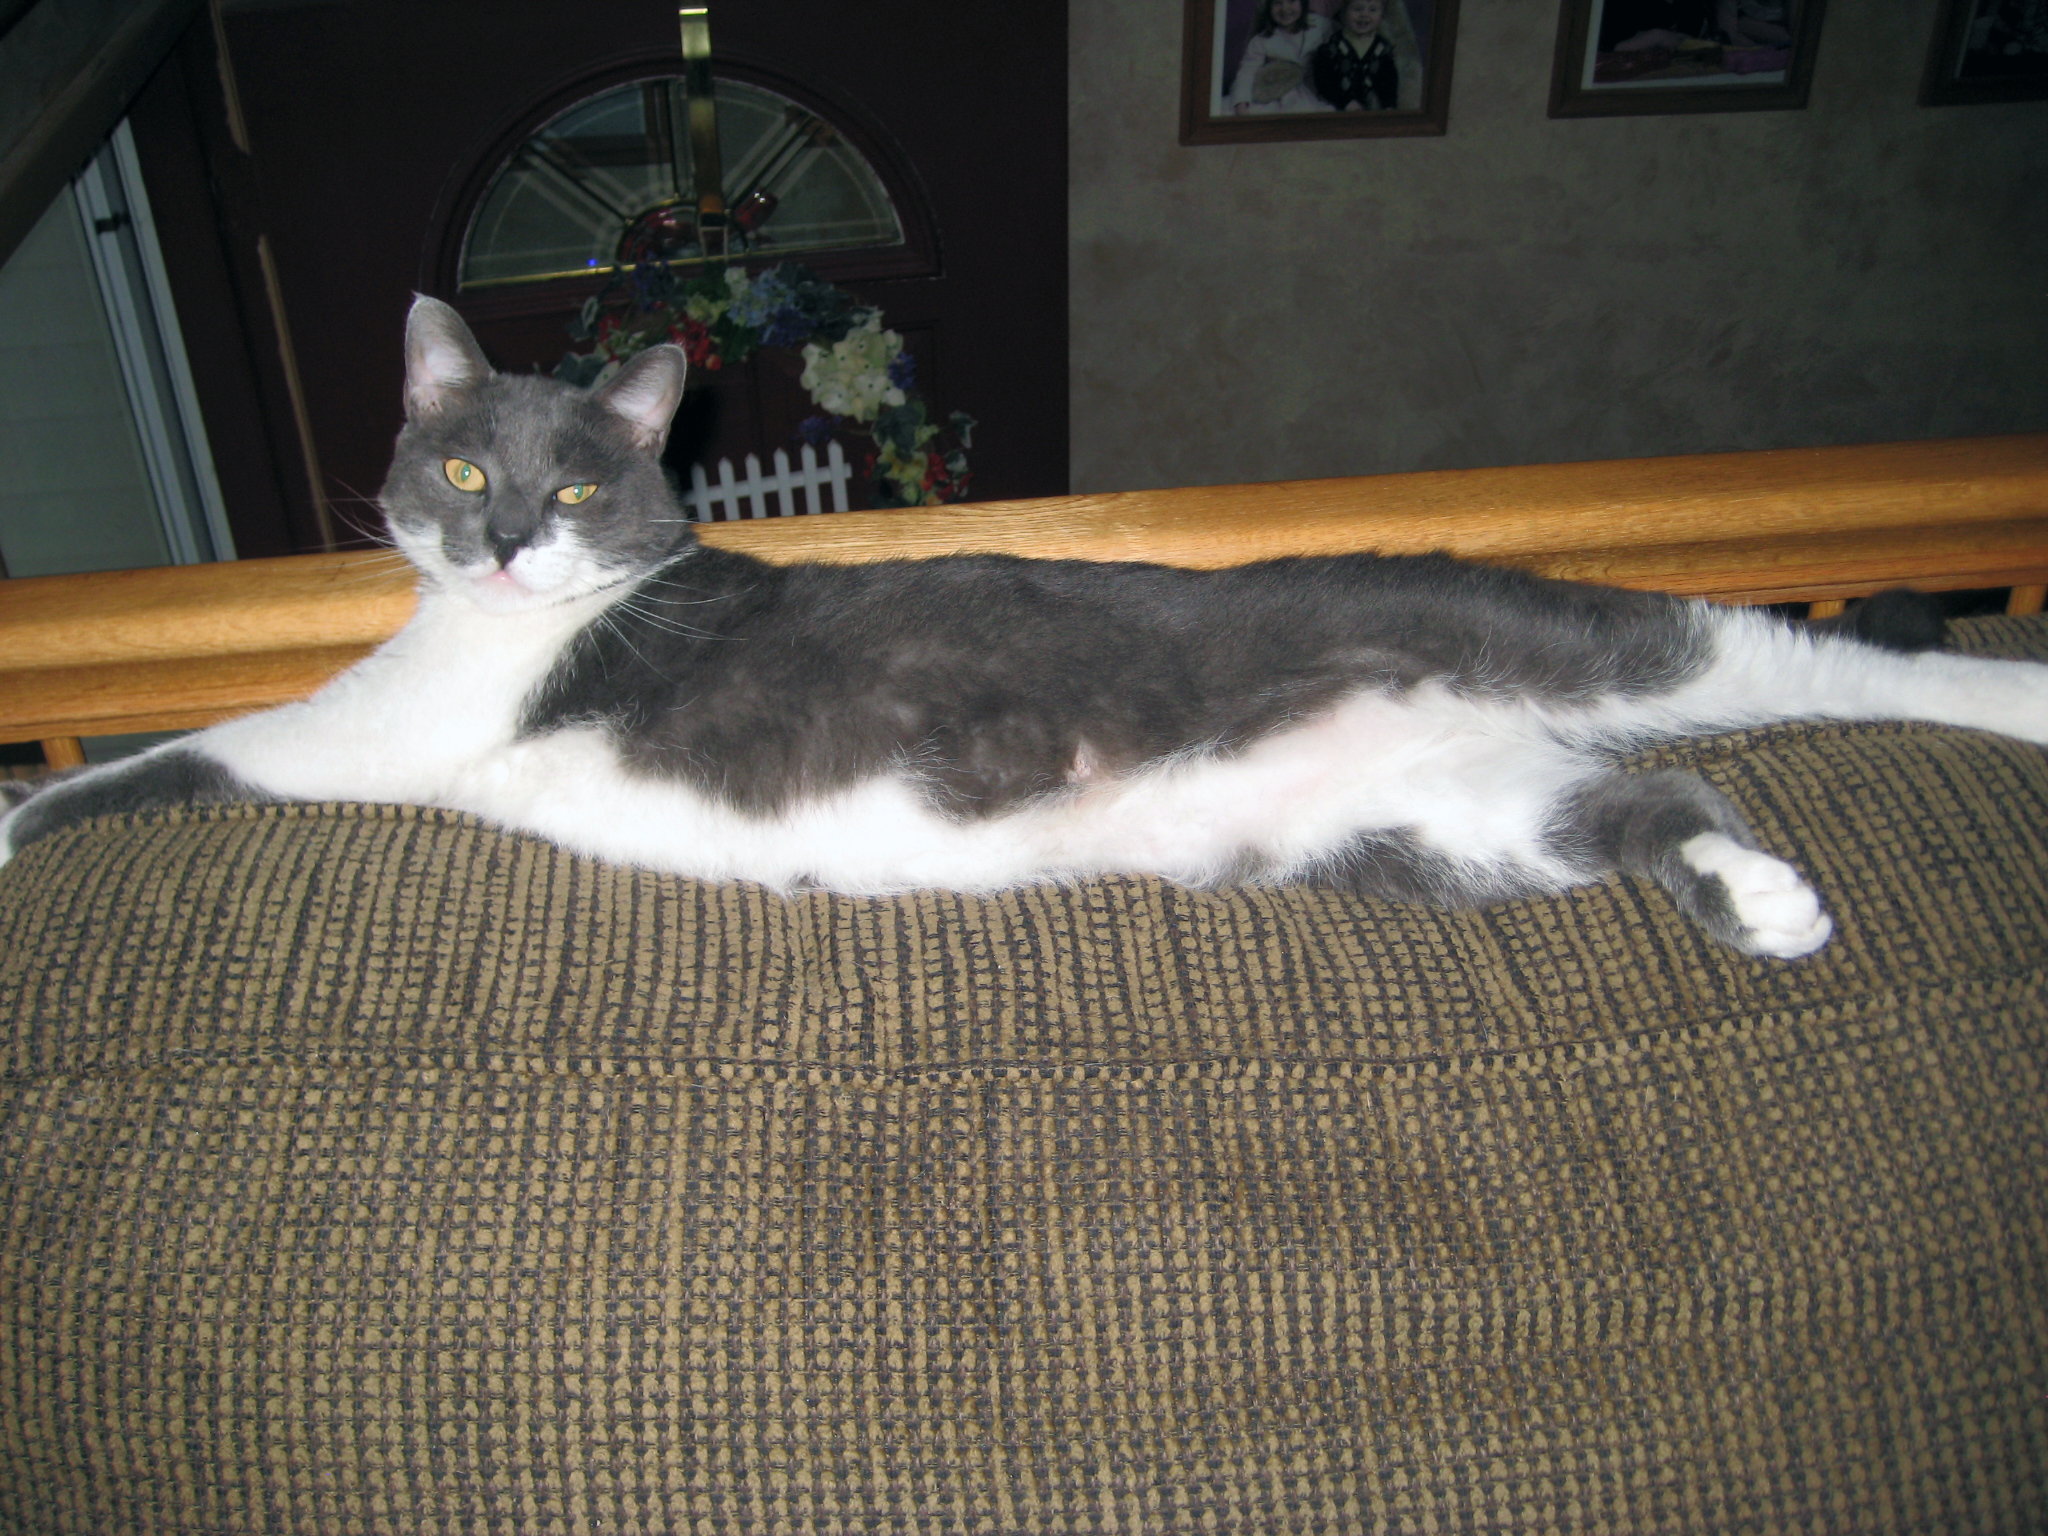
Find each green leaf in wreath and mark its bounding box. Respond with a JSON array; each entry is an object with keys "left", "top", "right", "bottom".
[{"left": 873, "top": 400, "right": 927, "bottom": 456}]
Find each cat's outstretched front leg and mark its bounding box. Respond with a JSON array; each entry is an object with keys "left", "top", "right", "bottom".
[
  {"left": 1555, "top": 769, "right": 1831, "bottom": 958},
  {"left": 0, "top": 743, "right": 270, "bottom": 865}
]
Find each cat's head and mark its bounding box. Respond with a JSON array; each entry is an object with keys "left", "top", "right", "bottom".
[{"left": 380, "top": 296, "right": 692, "bottom": 613}]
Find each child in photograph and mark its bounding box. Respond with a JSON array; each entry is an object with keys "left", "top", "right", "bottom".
[
  {"left": 1310, "top": 0, "right": 1423, "bottom": 110},
  {"left": 1229, "top": 0, "right": 1333, "bottom": 113},
  {"left": 1716, "top": 0, "right": 1792, "bottom": 46}
]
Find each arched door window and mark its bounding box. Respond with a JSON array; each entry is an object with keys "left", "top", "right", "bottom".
[{"left": 458, "top": 75, "right": 908, "bottom": 291}]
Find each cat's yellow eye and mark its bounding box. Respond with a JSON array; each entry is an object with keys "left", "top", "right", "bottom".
[
  {"left": 554, "top": 482, "right": 597, "bottom": 505},
  {"left": 443, "top": 458, "right": 487, "bottom": 493}
]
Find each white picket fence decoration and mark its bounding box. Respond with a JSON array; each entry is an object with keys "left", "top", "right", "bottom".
[{"left": 684, "top": 440, "right": 853, "bottom": 522}]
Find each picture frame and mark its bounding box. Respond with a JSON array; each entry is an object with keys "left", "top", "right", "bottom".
[
  {"left": 1547, "top": 0, "right": 1828, "bottom": 118},
  {"left": 1179, "top": 0, "right": 1463, "bottom": 145},
  {"left": 1921, "top": 0, "right": 2048, "bottom": 105}
]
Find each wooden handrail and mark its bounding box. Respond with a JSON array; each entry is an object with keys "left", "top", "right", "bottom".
[
  {"left": 703, "top": 432, "right": 2048, "bottom": 590},
  {"left": 4, "top": 433, "right": 2046, "bottom": 750}
]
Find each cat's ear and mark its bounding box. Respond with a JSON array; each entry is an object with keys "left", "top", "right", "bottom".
[
  {"left": 404, "top": 296, "right": 493, "bottom": 419},
  {"left": 594, "top": 344, "right": 688, "bottom": 454}
]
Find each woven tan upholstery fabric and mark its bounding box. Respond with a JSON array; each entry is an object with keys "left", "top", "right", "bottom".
[{"left": 2, "top": 618, "right": 2046, "bottom": 1534}]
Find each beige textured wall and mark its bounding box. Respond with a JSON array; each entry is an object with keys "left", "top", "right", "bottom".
[{"left": 1069, "top": 0, "right": 2048, "bottom": 492}]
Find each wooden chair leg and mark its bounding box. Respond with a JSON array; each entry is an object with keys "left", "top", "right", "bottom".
[
  {"left": 1807, "top": 599, "right": 1847, "bottom": 620},
  {"left": 2008, "top": 585, "right": 2046, "bottom": 617},
  {"left": 40, "top": 737, "right": 86, "bottom": 770}
]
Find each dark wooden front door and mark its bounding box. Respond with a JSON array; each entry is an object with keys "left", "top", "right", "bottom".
[{"left": 139, "top": 0, "right": 1066, "bottom": 553}]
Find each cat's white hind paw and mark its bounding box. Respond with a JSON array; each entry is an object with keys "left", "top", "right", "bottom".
[{"left": 1679, "top": 833, "right": 1833, "bottom": 958}]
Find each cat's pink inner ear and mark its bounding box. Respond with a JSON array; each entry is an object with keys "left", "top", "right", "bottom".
[
  {"left": 597, "top": 346, "right": 688, "bottom": 452},
  {"left": 409, "top": 340, "right": 480, "bottom": 413},
  {"left": 404, "top": 297, "right": 490, "bottom": 418}
]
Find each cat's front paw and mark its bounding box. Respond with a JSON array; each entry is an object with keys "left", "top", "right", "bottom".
[{"left": 1679, "top": 833, "right": 1833, "bottom": 958}]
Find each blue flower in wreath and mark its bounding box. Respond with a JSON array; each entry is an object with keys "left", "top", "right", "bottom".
[
  {"left": 727, "top": 267, "right": 797, "bottom": 331},
  {"left": 887, "top": 350, "right": 917, "bottom": 391},
  {"left": 759, "top": 308, "right": 816, "bottom": 350},
  {"left": 797, "top": 412, "right": 843, "bottom": 448},
  {"left": 629, "top": 260, "right": 678, "bottom": 311}
]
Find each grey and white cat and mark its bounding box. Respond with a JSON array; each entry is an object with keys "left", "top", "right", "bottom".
[{"left": 5, "top": 297, "right": 2046, "bottom": 957}]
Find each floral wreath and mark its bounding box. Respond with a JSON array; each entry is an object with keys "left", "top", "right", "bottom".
[{"left": 553, "top": 262, "right": 974, "bottom": 509}]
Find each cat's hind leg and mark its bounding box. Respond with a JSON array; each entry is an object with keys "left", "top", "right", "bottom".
[
  {"left": 1304, "top": 827, "right": 1564, "bottom": 911},
  {"left": 1298, "top": 765, "right": 1827, "bottom": 956},
  {"left": 1655, "top": 603, "right": 2048, "bottom": 746},
  {"left": 1552, "top": 768, "right": 1831, "bottom": 958}
]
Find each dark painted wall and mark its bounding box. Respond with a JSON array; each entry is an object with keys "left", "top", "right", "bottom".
[{"left": 177, "top": 0, "right": 1064, "bottom": 550}]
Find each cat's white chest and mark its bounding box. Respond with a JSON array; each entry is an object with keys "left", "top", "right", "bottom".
[{"left": 200, "top": 586, "right": 612, "bottom": 805}]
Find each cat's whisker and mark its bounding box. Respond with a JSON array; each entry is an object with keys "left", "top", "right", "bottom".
[
  {"left": 593, "top": 610, "right": 664, "bottom": 674},
  {"left": 323, "top": 479, "right": 402, "bottom": 548},
  {"left": 612, "top": 600, "right": 722, "bottom": 641},
  {"left": 637, "top": 581, "right": 755, "bottom": 608},
  {"left": 638, "top": 598, "right": 737, "bottom": 634},
  {"left": 615, "top": 588, "right": 735, "bottom": 625},
  {"left": 324, "top": 551, "right": 416, "bottom": 584},
  {"left": 624, "top": 620, "right": 716, "bottom": 642}
]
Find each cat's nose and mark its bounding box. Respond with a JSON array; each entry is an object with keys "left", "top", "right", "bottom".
[{"left": 485, "top": 511, "right": 542, "bottom": 567}]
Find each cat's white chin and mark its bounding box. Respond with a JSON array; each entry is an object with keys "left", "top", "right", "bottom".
[
  {"left": 460, "top": 566, "right": 566, "bottom": 614},
  {"left": 449, "top": 562, "right": 630, "bottom": 615}
]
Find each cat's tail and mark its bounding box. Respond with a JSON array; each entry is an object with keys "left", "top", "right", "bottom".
[{"left": 1800, "top": 588, "right": 1949, "bottom": 654}]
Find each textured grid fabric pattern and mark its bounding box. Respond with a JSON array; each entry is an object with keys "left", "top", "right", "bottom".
[{"left": 2, "top": 618, "right": 2046, "bottom": 1534}]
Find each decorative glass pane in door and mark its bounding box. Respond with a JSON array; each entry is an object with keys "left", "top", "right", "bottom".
[{"left": 459, "top": 77, "right": 904, "bottom": 289}]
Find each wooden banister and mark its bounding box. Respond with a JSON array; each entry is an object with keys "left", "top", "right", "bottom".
[
  {"left": 2, "top": 551, "right": 419, "bottom": 746},
  {"left": 5, "top": 433, "right": 2046, "bottom": 749},
  {"left": 703, "top": 433, "right": 2048, "bottom": 593}
]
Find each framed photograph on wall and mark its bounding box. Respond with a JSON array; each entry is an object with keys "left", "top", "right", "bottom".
[
  {"left": 1548, "top": 0, "right": 1828, "bottom": 118},
  {"left": 1179, "top": 0, "right": 1463, "bottom": 144},
  {"left": 1921, "top": 0, "right": 2048, "bottom": 104}
]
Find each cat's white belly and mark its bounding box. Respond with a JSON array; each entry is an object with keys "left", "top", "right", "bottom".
[
  {"left": 1046, "top": 687, "right": 1588, "bottom": 884},
  {"left": 439, "top": 685, "right": 1593, "bottom": 893}
]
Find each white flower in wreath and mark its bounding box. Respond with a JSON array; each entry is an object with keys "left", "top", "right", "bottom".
[{"left": 800, "top": 314, "right": 907, "bottom": 423}]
